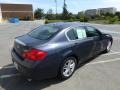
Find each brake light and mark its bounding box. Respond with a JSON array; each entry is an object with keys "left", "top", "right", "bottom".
[{"left": 23, "top": 49, "right": 47, "bottom": 61}]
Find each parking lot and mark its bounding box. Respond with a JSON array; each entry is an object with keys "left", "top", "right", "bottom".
[{"left": 0, "top": 21, "right": 120, "bottom": 90}]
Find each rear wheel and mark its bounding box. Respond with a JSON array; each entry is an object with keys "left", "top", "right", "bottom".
[
  {"left": 104, "top": 40, "right": 112, "bottom": 53},
  {"left": 59, "top": 57, "right": 77, "bottom": 79}
]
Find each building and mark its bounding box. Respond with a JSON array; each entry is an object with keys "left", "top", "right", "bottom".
[
  {"left": 85, "top": 7, "right": 117, "bottom": 17},
  {"left": 85, "top": 9, "right": 99, "bottom": 17},
  {"left": 0, "top": 3, "right": 34, "bottom": 22},
  {"left": 98, "top": 7, "right": 117, "bottom": 15}
]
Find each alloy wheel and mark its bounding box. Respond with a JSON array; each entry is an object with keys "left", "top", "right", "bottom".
[{"left": 62, "top": 59, "right": 76, "bottom": 77}]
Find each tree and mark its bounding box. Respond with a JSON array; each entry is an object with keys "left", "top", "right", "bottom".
[
  {"left": 76, "top": 12, "right": 84, "bottom": 19},
  {"left": 62, "top": 0, "right": 69, "bottom": 20},
  {"left": 103, "top": 12, "right": 114, "bottom": 17},
  {"left": 106, "top": 16, "right": 119, "bottom": 24},
  {"left": 76, "top": 12, "right": 88, "bottom": 22},
  {"left": 115, "top": 12, "right": 120, "bottom": 16},
  {"left": 34, "top": 8, "right": 44, "bottom": 19},
  {"left": 68, "top": 13, "right": 76, "bottom": 20},
  {"left": 46, "top": 9, "right": 55, "bottom": 20},
  {"left": 115, "top": 12, "right": 120, "bottom": 21},
  {"left": 47, "top": 9, "right": 53, "bottom": 15}
]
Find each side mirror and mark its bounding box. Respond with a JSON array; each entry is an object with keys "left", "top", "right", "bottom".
[{"left": 96, "top": 30, "right": 103, "bottom": 39}]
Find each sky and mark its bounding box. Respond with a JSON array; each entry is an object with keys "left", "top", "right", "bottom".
[{"left": 0, "top": 0, "right": 120, "bottom": 14}]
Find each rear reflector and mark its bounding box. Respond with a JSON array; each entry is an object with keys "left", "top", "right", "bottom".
[{"left": 22, "top": 49, "right": 47, "bottom": 61}]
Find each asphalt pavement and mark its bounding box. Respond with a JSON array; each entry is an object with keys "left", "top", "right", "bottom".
[{"left": 0, "top": 22, "right": 120, "bottom": 90}]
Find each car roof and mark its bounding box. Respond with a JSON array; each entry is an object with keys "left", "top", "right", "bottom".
[{"left": 47, "top": 22, "right": 86, "bottom": 30}]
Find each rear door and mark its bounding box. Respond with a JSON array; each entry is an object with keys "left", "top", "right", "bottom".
[{"left": 66, "top": 26, "right": 95, "bottom": 62}]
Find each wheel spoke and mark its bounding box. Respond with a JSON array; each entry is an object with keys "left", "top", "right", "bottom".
[
  {"left": 63, "top": 64, "right": 68, "bottom": 69},
  {"left": 70, "top": 63, "right": 75, "bottom": 69},
  {"left": 62, "top": 59, "right": 76, "bottom": 77},
  {"left": 63, "top": 69, "right": 69, "bottom": 76}
]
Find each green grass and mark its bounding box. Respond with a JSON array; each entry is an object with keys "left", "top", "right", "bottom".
[
  {"left": 47, "top": 20, "right": 64, "bottom": 23},
  {"left": 45, "top": 19, "right": 120, "bottom": 24},
  {"left": 89, "top": 20, "right": 120, "bottom": 24},
  {"left": 45, "top": 19, "right": 80, "bottom": 24},
  {"left": 88, "top": 20, "right": 108, "bottom": 24},
  {"left": 114, "top": 21, "right": 120, "bottom": 24}
]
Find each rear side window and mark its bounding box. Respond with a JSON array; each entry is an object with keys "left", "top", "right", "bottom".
[
  {"left": 28, "top": 25, "right": 59, "bottom": 40},
  {"left": 67, "top": 29, "right": 76, "bottom": 40},
  {"left": 67, "top": 27, "right": 87, "bottom": 40}
]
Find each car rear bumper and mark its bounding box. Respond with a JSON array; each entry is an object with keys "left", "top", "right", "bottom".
[{"left": 11, "top": 49, "right": 60, "bottom": 80}]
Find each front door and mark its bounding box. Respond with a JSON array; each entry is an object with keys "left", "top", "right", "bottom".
[
  {"left": 85, "top": 26, "right": 103, "bottom": 55},
  {"left": 66, "top": 26, "right": 95, "bottom": 61}
]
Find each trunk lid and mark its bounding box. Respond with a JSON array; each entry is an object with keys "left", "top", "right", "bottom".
[{"left": 13, "top": 35, "right": 47, "bottom": 58}]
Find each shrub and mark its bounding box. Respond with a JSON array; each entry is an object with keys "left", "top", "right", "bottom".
[
  {"left": 68, "top": 18, "right": 74, "bottom": 22},
  {"left": 45, "top": 19, "right": 49, "bottom": 24},
  {"left": 80, "top": 17, "right": 88, "bottom": 22},
  {"left": 106, "top": 16, "right": 119, "bottom": 24}
]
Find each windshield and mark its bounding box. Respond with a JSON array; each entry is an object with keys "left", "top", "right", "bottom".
[{"left": 28, "top": 25, "right": 60, "bottom": 40}]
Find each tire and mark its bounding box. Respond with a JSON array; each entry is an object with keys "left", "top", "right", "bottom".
[
  {"left": 104, "top": 40, "right": 112, "bottom": 53},
  {"left": 59, "top": 57, "right": 77, "bottom": 80}
]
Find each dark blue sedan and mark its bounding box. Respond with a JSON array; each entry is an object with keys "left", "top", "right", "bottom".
[{"left": 11, "top": 22, "right": 113, "bottom": 80}]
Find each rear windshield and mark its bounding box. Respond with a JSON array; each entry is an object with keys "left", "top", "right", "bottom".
[{"left": 28, "top": 25, "right": 60, "bottom": 40}]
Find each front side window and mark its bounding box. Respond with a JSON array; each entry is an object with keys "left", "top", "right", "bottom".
[
  {"left": 75, "top": 27, "right": 87, "bottom": 39},
  {"left": 67, "top": 27, "right": 87, "bottom": 40},
  {"left": 86, "top": 26, "right": 100, "bottom": 37},
  {"left": 28, "top": 25, "right": 59, "bottom": 40}
]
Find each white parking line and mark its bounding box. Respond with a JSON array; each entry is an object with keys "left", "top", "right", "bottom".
[
  {"left": 3, "top": 66, "right": 15, "bottom": 69},
  {"left": 0, "top": 73, "right": 20, "bottom": 79},
  {"left": 87, "top": 58, "right": 120, "bottom": 65},
  {"left": 101, "top": 30, "right": 120, "bottom": 34},
  {"left": 113, "top": 37, "right": 120, "bottom": 40},
  {"left": 104, "top": 52, "right": 120, "bottom": 56},
  {"left": 110, "top": 50, "right": 116, "bottom": 53},
  {"left": 0, "top": 58, "right": 120, "bottom": 79},
  {"left": 0, "top": 66, "right": 15, "bottom": 69},
  {"left": 1, "top": 57, "right": 120, "bottom": 79},
  {"left": 0, "top": 51, "right": 120, "bottom": 79}
]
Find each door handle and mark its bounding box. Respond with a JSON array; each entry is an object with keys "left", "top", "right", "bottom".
[
  {"left": 72, "top": 43, "right": 79, "bottom": 47},
  {"left": 74, "top": 43, "right": 78, "bottom": 45}
]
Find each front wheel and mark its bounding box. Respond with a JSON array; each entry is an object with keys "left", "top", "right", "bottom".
[{"left": 59, "top": 57, "right": 77, "bottom": 80}]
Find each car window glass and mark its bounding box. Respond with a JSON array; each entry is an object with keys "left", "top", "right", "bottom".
[
  {"left": 75, "top": 27, "right": 87, "bottom": 39},
  {"left": 67, "top": 29, "right": 76, "bottom": 40},
  {"left": 67, "top": 27, "right": 87, "bottom": 40},
  {"left": 28, "top": 25, "right": 59, "bottom": 40},
  {"left": 86, "top": 26, "right": 99, "bottom": 37}
]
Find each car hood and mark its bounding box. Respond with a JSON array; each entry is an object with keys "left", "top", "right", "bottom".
[{"left": 102, "top": 32, "right": 112, "bottom": 37}]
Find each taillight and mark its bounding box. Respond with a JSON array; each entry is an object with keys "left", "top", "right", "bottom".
[{"left": 22, "top": 49, "right": 47, "bottom": 61}]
